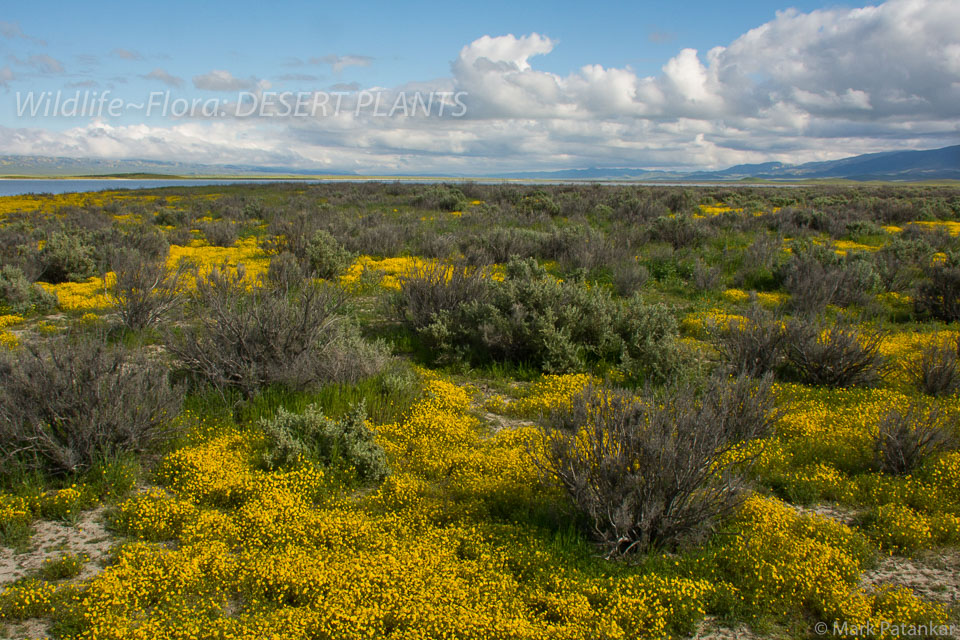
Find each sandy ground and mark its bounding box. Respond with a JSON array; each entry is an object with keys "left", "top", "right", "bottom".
[
  {"left": 861, "top": 548, "right": 960, "bottom": 609},
  {"left": 0, "top": 508, "right": 113, "bottom": 640},
  {"left": 689, "top": 617, "right": 762, "bottom": 640}
]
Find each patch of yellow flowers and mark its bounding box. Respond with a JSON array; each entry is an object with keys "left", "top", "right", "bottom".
[
  {"left": 0, "top": 313, "right": 24, "bottom": 348},
  {"left": 3, "top": 372, "right": 952, "bottom": 638}
]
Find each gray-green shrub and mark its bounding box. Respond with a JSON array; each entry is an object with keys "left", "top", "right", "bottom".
[
  {"left": 874, "top": 403, "right": 956, "bottom": 476},
  {"left": 0, "top": 265, "right": 57, "bottom": 314},
  {"left": 38, "top": 232, "right": 98, "bottom": 284},
  {"left": 306, "top": 230, "right": 355, "bottom": 279},
  {"left": 259, "top": 401, "right": 389, "bottom": 482},
  {"left": 412, "top": 258, "right": 682, "bottom": 381},
  {"left": 167, "top": 266, "right": 386, "bottom": 397},
  {"left": 536, "top": 374, "right": 776, "bottom": 556},
  {"left": 784, "top": 318, "right": 888, "bottom": 387},
  {"left": 0, "top": 332, "right": 184, "bottom": 476}
]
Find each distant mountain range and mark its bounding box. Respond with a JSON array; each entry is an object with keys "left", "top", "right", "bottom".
[
  {"left": 497, "top": 145, "right": 960, "bottom": 181},
  {"left": 0, "top": 144, "right": 957, "bottom": 181}
]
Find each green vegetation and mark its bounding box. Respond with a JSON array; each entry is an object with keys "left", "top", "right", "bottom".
[{"left": 0, "top": 182, "right": 958, "bottom": 639}]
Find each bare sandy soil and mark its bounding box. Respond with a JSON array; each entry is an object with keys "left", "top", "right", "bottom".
[{"left": 0, "top": 508, "right": 113, "bottom": 640}]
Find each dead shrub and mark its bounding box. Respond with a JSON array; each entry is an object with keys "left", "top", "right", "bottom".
[{"left": 109, "top": 250, "right": 188, "bottom": 330}]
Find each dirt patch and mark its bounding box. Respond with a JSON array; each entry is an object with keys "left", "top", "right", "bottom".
[
  {"left": 0, "top": 507, "right": 114, "bottom": 585},
  {"left": 793, "top": 502, "right": 861, "bottom": 526},
  {"left": 688, "top": 616, "right": 761, "bottom": 640},
  {"left": 477, "top": 410, "right": 534, "bottom": 433},
  {"left": 861, "top": 549, "right": 960, "bottom": 610},
  {"left": 1, "top": 617, "right": 50, "bottom": 640},
  {"left": 0, "top": 508, "right": 115, "bottom": 639}
]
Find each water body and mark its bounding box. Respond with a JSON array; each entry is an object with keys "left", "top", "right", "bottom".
[
  {"left": 0, "top": 177, "right": 793, "bottom": 197},
  {"left": 0, "top": 178, "right": 313, "bottom": 197}
]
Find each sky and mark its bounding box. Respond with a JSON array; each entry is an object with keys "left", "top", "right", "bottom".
[{"left": 0, "top": 0, "right": 958, "bottom": 174}]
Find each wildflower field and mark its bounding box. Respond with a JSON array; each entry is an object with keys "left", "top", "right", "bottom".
[{"left": 0, "top": 182, "right": 959, "bottom": 639}]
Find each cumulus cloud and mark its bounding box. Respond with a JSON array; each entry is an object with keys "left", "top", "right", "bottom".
[
  {"left": 4, "top": 0, "right": 958, "bottom": 173},
  {"left": 193, "top": 69, "right": 267, "bottom": 92},
  {"left": 310, "top": 54, "right": 373, "bottom": 73},
  {"left": 444, "top": 0, "right": 960, "bottom": 165},
  {"left": 143, "top": 68, "right": 184, "bottom": 88}
]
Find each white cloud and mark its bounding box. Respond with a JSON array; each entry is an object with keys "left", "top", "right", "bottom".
[
  {"left": 143, "top": 68, "right": 184, "bottom": 88},
  {"left": 0, "top": 65, "right": 13, "bottom": 86},
  {"left": 0, "top": 21, "right": 45, "bottom": 45},
  {"left": 193, "top": 70, "right": 267, "bottom": 92},
  {"left": 111, "top": 48, "right": 142, "bottom": 61},
  {"left": 4, "top": 0, "right": 959, "bottom": 173},
  {"left": 310, "top": 54, "right": 373, "bottom": 74},
  {"left": 10, "top": 54, "right": 65, "bottom": 74}
]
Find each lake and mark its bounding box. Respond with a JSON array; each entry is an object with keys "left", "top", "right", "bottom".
[
  {"left": 0, "top": 178, "right": 327, "bottom": 197},
  {"left": 0, "top": 177, "right": 794, "bottom": 197}
]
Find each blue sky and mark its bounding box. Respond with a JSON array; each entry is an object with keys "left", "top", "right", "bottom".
[{"left": 1, "top": 0, "right": 958, "bottom": 173}]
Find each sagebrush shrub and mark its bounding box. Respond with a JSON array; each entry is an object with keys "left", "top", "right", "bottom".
[
  {"left": 780, "top": 241, "right": 879, "bottom": 314},
  {"left": 517, "top": 190, "right": 560, "bottom": 217},
  {"left": 692, "top": 258, "right": 721, "bottom": 292},
  {"left": 200, "top": 220, "right": 238, "bottom": 248},
  {"left": 543, "top": 225, "right": 614, "bottom": 273},
  {"left": 0, "top": 332, "right": 184, "bottom": 476},
  {"left": 153, "top": 208, "right": 188, "bottom": 227},
  {"left": 412, "top": 185, "right": 468, "bottom": 212},
  {"left": 395, "top": 261, "right": 488, "bottom": 331},
  {"left": 784, "top": 318, "right": 888, "bottom": 387},
  {"left": 708, "top": 304, "right": 785, "bottom": 377},
  {"left": 110, "top": 250, "right": 186, "bottom": 330},
  {"left": 266, "top": 251, "right": 307, "bottom": 291},
  {"left": 910, "top": 336, "right": 960, "bottom": 396},
  {"left": 259, "top": 212, "right": 321, "bottom": 261},
  {"left": 874, "top": 403, "right": 956, "bottom": 476},
  {"left": 167, "top": 266, "right": 386, "bottom": 397},
  {"left": 536, "top": 374, "right": 776, "bottom": 556},
  {"left": 915, "top": 253, "right": 960, "bottom": 322},
  {"left": 0, "top": 265, "right": 57, "bottom": 314},
  {"left": 38, "top": 231, "right": 98, "bottom": 284},
  {"left": 412, "top": 258, "right": 681, "bottom": 381},
  {"left": 465, "top": 227, "right": 547, "bottom": 264},
  {"left": 611, "top": 259, "right": 649, "bottom": 297},
  {"left": 649, "top": 214, "right": 704, "bottom": 249},
  {"left": 306, "top": 230, "right": 355, "bottom": 279},
  {"left": 735, "top": 234, "right": 782, "bottom": 291},
  {"left": 259, "top": 401, "right": 389, "bottom": 481}
]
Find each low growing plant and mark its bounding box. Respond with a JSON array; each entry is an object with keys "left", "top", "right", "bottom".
[{"left": 259, "top": 401, "right": 389, "bottom": 482}]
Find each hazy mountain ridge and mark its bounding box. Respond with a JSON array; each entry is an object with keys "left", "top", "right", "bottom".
[{"left": 0, "top": 145, "right": 957, "bottom": 181}]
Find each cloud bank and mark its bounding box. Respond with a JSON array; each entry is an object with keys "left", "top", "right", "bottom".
[{"left": 3, "top": 0, "right": 958, "bottom": 173}]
